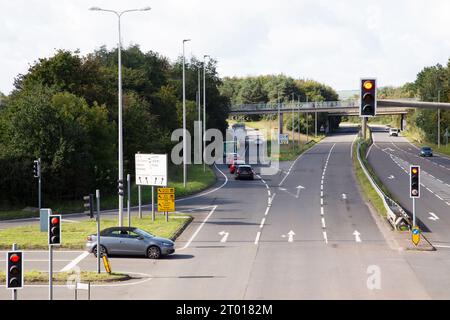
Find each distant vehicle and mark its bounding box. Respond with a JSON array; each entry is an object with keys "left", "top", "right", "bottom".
[
  {"left": 86, "top": 227, "right": 175, "bottom": 259},
  {"left": 419, "top": 146, "right": 433, "bottom": 157},
  {"left": 230, "top": 160, "right": 245, "bottom": 174},
  {"left": 235, "top": 165, "right": 255, "bottom": 180},
  {"left": 232, "top": 123, "right": 246, "bottom": 131},
  {"left": 389, "top": 128, "right": 399, "bottom": 136},
  {"left": 226, "top": 152, "right": 239, "bottom": 167}
]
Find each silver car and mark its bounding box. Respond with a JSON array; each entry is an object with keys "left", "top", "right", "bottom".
[{"left": 86, "top": 227, "right": 175, "bottom": 259}]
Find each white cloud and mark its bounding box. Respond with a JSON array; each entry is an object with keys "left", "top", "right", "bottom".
[{"left": 0, "top": 0, "right": 449, "bottom": 94}]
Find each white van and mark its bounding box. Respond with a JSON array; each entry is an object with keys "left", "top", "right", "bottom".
[{"left": 389, "top": 128, "right": 399, "bottom": 136}]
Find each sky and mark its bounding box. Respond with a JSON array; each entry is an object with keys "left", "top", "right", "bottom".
[{"left": 1, "top": 0, "right": 449, "bottom": 95}]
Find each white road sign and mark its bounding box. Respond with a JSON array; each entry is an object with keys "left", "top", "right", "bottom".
[
  {"left": 135, "top": 154, "right": 168, "bottom": 186},
  {"left": 279, "top": 134, "right": 289, "bottom": 144}
]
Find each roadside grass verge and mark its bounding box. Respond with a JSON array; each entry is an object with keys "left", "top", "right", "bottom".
[
  {"left": 353, "top": 138, "right": 387, "bottom": 218},
  {"left": 0, "top": 271, "right": 130, "bottom": 284},
  {"left": 402, "top": 130, "right": 450, "bottom": 157},
  {"left": 0, "top": 214, "right": 192, "bottom": 250},
  {"left": 0, "top": 164, "right": 216, "bottom": 221},
  {"left": 266, "top": 137, "right": 323, "bottom": 161}
]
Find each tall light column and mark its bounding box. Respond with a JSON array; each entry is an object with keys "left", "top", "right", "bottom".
[
  {"left": 182, "top": 39, "right": 191, "bottom": 187},
  {"left": 438, "top": 90, "right": 441, "bottom": 149},
  {"left": 203, "top": 55, "right": 210, "bottom": 172},
  {"left": 89, "top": 6, "right": 151, "bottom": 227}
]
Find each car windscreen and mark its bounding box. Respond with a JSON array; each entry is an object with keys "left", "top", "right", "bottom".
[
  {"left": 134, "top": 229, "right": 154, "bottom": 238},
  {"left": 238, "top": 166, "right": 252, "bottom": 173}
]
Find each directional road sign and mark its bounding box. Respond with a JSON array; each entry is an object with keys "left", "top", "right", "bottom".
[
  {"left": 412, "top": 226, "right": 421, "bottom": 246},
  {"left": 157, "top": 188, "right": 175, "bottom": 212},
  {"left": 135, "top": 154, "right": 168, "bottom": 186}
]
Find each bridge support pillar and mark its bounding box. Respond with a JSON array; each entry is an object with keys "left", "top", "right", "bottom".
[
  {"left": 362, "top": 117, "right": 367, "bottom": 140},
  {"left": 400, "top": 114, "right": 405, "bottom": 131}
]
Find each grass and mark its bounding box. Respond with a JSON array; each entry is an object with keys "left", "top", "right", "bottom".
[
  {"left": 0, "top": 271, "right": 130, "bottom": 284},
  {"left": 0, "top": 214, "right": 192, "bottom": 250},
  {"left": 0, "top": 164, "right": 216, "bottom": 221},
  {"left": 352, "top": 138, "right": 387, "bottom": 218}
]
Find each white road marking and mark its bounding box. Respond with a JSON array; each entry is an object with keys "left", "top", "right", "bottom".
[
  {"left": 264, "top": 207, "right": 270, "bottom": 216},
  {"left": 179, "top": 205, "right": 218, "bottom": 250},
  {"left": 60, "top": 251, "right": 90, "bottom": 272},
  {"left": 428, "top": 212, "right": 439, "bottom": 221},
  {"left": 218, "top": 231, "right": 229, "bottom": 243},
  {"left": 353, "top": 230, "right": 362, "bottom": 243},
  {"left": 254, "top": 231, "right": 261, "bottom": 245},
  {"left": 323, "top": 231, "right": 328, "bottom": 244},
  {"left": 321, "top": 207, "right": 324, "bottom": 216},
  {"left": 321, "top": 218, "right": 326, "bottom": 229},
  {"left": 365, "top": 143, "right": 374, "bottom": 159},
  {"left": 342, "top": 193, "right": 347, "bottom": 200},
  {"left": 287, "top": 230, "right": 295, "bottom": 243},
  {"left": 260, "top": 218, "right": 266, "bottom": 228}
]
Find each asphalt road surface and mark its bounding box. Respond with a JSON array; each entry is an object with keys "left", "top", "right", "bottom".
[{"left": 2, "top": 126, "right": 450, "bottom": 299}]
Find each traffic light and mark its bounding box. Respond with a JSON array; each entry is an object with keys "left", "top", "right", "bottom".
[
  {"left": 33, "top": 159, "right": 41, "bottom": 178},
  {"left": 48, "top": 214, "right": 61, "bottom": 246},
  {"left": 410, "top": 166, "right": 420, "bottom": 198},
  {"left": 83, "top": 194, "right": 94, "bottom": 218},
  {"left": 7, "top": 251, "right": 23, "bottom": 289},
  {"left": 360, "top": 78, "right": 377, "bottom": 117},
  {"left": 118, "top": 179, "right": 124, "bottom": 196}
]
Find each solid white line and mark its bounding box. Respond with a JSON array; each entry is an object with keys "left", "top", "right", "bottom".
[
  {"left": 179, "top": 205, "right": 218, "bottom": 250},
  {"left": 436, "top": 195, "right": 444, "bottom": 201},
  {"left": 434, "top": 245, "right": 450, "bottom": 249},
  {"left": 365, "top": 143, "right": 374, "bottom": 159},
  {"left": 264, "top": 207, "right": 270, "bottom": 216},
  {"left": 279, "top": 142, "right": 316, "bottom": 187},
  {"left": 260, "top": 218, "right": 266, "bottom": 228},
  {"left": 351, "top": 134, "right": 357, "bottom": 158},
  {"left": 254, "top": 231, "right": 261, "bottom": 245},
  {"left": 60, "top": 251, "right": 90, "bottom": 272}
]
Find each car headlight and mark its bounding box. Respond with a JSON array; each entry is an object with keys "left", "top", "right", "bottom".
[{"left": 161, "top": 242, "right": 173, "bottom": 247}]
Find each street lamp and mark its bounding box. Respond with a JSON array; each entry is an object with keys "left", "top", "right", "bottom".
[
  {"left": 182, "top": 39, "right": 191, "bottom": 187},
  {"left": 89, "top": 6, "right": 151, "bottom": 227},
  {"left": 203, "top": 55, "right": 210, "bottom": 172}
]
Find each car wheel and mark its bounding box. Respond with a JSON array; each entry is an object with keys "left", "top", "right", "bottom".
[
  {"left": 147, "top": 246, "right": 161, "bottom": 259},
  {"left": 93, "top": 245, "right": 107, "bottom": 258}
]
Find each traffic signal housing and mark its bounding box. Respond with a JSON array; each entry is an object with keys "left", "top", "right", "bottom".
[
  {"left": 410, "top": 166, "right": 420, "bottom": 198},
  {"left": 48, "top": 214, "right": 61, "bottom": 246},
  {"left": 360, "top": 78, "right": 377, "bottom": 117},
  {"left": 83, "top": 194, "right": 94, "bottom": 218},
  {"left": 118, "top": 179, "right": 124, "bottom": 196},
  {"left": 33, "top": 159, "right": 41, "bottom": 178},
  {"left": 6, "top": 251, "right": 23, "bottom": 289}
]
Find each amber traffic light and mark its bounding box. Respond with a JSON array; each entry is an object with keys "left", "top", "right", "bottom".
[{"left": 360, "top": 78, "right": 377, "bottom": 117}]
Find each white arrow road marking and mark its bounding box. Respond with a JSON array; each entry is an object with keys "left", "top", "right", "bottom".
[
  {"left": 296, "top": 185, "right": 305, "bottom": 198},
  {"left": 60, "top": 251, "right": 90, "bottom": 272},
  {"left": 287, "top": 230, "right": 295, "bottom": 243},
  {"left": 353, "top": 230, "right": 362, "bottom": 243},
  {"left": 218, "top": 231, "right": 229, "bottom": 243},
  {"left": 428, "top": 212, "right": 439, "bottom": 221},
  {"left": 382, "top": 148, "right": 395, "bottom": 152},
  {"left": 342, "top": 193, "right": 347, "bottom": 200},
  {"left": 388, "top": 175, "right": 395, "bottom": 180}
]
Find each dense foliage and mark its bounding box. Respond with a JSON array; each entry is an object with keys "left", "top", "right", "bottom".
[{"left": 0, "top": 46, "right": 229, "bottom": 206}]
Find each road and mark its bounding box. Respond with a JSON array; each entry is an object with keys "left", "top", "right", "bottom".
[
  {"left": 3, "top": 126, "right": 450, "bottom": 299},
  {"left": 368, "top": 125, "right": 450, "bottom": 245}
]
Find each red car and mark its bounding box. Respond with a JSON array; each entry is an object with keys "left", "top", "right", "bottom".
[{"left": 229, "top": 160, "right": 244, "bottom": 174}]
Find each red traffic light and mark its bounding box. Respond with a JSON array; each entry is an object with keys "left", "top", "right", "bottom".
[
  {"left": 9, "top": 254, "right": 20, "bottom": 263},
  {"left": 51, "top": 217, "right": 59, "bottom": 225}
]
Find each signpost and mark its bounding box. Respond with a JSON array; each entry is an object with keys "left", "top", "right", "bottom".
[
  {"left": 135, "top": 154, "right": 168, "bottom": 221},
  {"left": 157, "top": 188, "right": 175, "bottom": 222},
  {"left": 279, "top": 134, "right": 289, "bottom": 145}
]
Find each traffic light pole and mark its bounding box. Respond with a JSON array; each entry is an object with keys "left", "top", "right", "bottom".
[
  {"left": 96, "top": 189, "right": 101, "bottom": 274},
  {"left": 49, "top": 244, "right": 53, "bottom": 300},
  {"left": 127, "top": 174, "right": 131, "bottom": 227},
  {"left": 151, "top": 186, "right": 155, "bottom": 221},
  {"left": 12, "top": 243, "right": 17, "bottom": 301},
  {"left": 413, "top": 197, "right": 416, "bottom": 227}
]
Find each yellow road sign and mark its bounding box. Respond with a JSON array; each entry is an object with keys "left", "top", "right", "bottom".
[
  {"left": 158, "top": 187, "right": 174, "bottom": 194},
  {"left": 158, "top": 194, "right": 175, "bottom": 201},
  {"left": 412, "top": 226, "right": 421, "bottom": 246},
  {"left": 158, "top": 201, "right": 175, "bottom": 212}
]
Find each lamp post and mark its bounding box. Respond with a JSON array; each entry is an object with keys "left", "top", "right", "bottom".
[
  {"left": 203, "top": 55, "right": 210, "bottom": 172},
  {"left": 89, "top": 6, "right": 151, "bottom": 227},
  {"left": 438, "top": 90, "right": 441, "bottom": 149},
  {"left": 182, "top": 39, "right": 191, "bottom": 187}
]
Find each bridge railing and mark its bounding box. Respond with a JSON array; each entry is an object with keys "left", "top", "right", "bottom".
[{"left": 230, "top": 100, "right": 358, "bottom": 111}]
